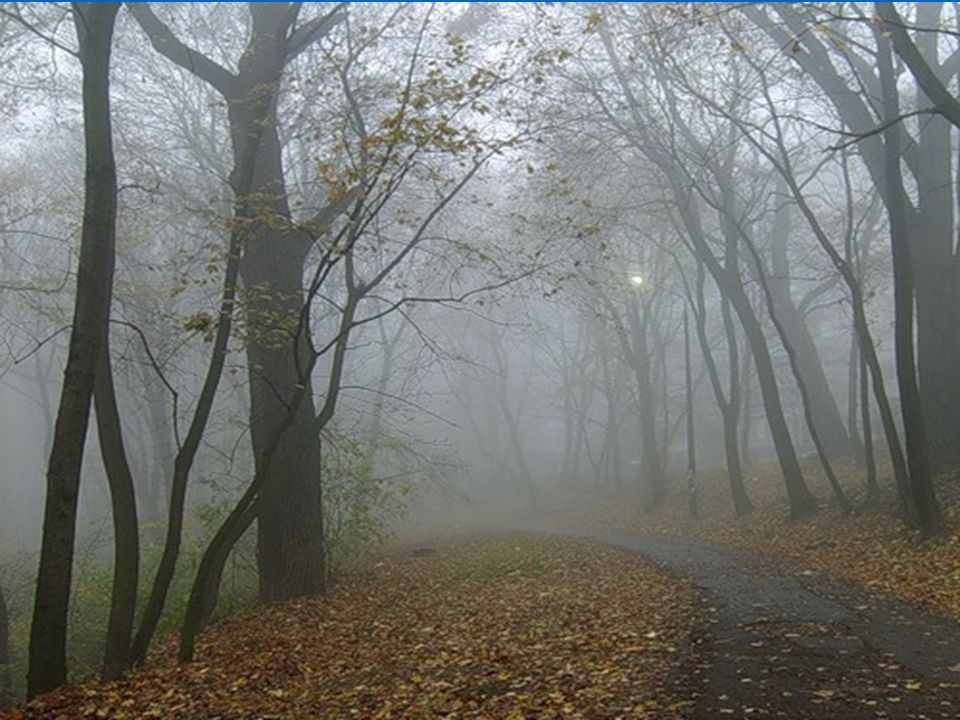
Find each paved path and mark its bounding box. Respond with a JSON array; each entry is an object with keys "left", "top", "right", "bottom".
[{"left": 565, "top": 530, "right": 960, "bottom": 718}]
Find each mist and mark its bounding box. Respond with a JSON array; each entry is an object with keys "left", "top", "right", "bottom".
[{"left": 1, "top": 3, "right": 959, "bottom": 717}]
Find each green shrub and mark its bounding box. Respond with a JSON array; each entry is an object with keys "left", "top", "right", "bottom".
[{"left": 323, "top": 437, "right": 413, "bottom": 579}]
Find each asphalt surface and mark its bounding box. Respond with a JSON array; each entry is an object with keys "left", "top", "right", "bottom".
[{"left": 566, "top": 530, "right": 960, "bottom": 719}]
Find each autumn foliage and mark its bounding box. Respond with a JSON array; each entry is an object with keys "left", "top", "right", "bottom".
[{"left": 3, "top": 535, "right": 701, "bottom": 719}]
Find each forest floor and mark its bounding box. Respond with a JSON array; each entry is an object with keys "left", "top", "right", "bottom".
[
  {"left": 1, "top": 533, "right": 704, "bottom": 719},
  {"left": 9, "top": 466, "right": 960, "bottom": 719}
]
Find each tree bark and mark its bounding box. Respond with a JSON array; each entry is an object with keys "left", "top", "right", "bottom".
[
  {"left": 739, "top": 339, "right": 753, "bottom": 470},
  {"left": 878, "top": 37, "right": 941, "bottom": 532},
  {"left": 27, "top": 2, "right": 120, "bottom": 698},
  {"left": 129, "top": 1, "right": 345, "bottom": 603},
  {"left": 909, "top": 3, "right": 960, "bottom": 475},
  {"left": 94, "top": 344, "right": 140, "bottom": 680},
  {"left": 683, "top": 309, "right": 697, "bottom": 518},
  {"left": 847, "top": 332, "right": 864, "bottom": 469},
  {"left": 0, "top": 583, "right": 10, "bottom": 707},
  {"left": 860, "top": 350, "right": 878, "bottom": 498}
]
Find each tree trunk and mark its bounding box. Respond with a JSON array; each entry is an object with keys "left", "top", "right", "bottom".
[
  {"left": 739, "top": 220, "right": 851, "bottom": 512},
  {"left": 626, "top": 297, "right": 665, "bottom": 510},
  {"left": 911, "top": 3, "right": 960, "bottom": 475},
  {"left": 739, "top": 340, "right": 753, "bottom": 470},
  {"left": 365, "top": 317, "right": 402, "bottom": 466},
  {"left": 684, "top": 309, "right": 697, "bottom": 518},
  {"left": 847, "top": 332, "right": 864, "bottom": 469},
  {"left": 27, "top": 2, "right": 120, "bottom": 698},
  {"left": 879, "top": 38, "right": 941, "bottom": 532},
  {"left": 860, "top": 350, "right": 878, "bottom": 499},
  {"left": 179, "top": 290, "right": 357, "bottom": 662},
  {"left": 599, "top": 342, "right": 623, "bottom": 491},
  {"left": 140, "top": 357, "right": 174, "bottom": 521},
  {"left": 676, "top": 196, "right": 815, "bottom": 516},
  {"left": 244, "top": 246, "right": 325, "bottom": 601},
  {"left": 0, "top": 583, "right": 10, "bottom": 708},
  {"left": 229, "top": 27, "right": 325, "bottom": 604},
  {"left": 128, "top": 0, "right": 345, "bottom": 608},
  {"left": 756, "top": 4, "right": 960, "bottom": 476},
  {"left": 691, "top": 258, "right": 753, "bottom": 514},
  {"left": 94, "top": 345, "right": 140, "bottom": 680},
  {"left": 768, "top": 203, "right": 850, "bottom": 458}
]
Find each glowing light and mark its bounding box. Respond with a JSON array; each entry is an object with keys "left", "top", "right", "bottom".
[{"left": 629, "top": 274, "right": 645, "bottom": 287}]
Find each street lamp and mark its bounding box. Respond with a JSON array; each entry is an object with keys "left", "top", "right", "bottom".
[{"left": 629, "top": 274, "right": 645, "bottom": 288}]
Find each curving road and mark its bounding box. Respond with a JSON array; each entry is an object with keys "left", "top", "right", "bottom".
[{"left": 564, "top": 530, "right": 960, "bottom": 719}]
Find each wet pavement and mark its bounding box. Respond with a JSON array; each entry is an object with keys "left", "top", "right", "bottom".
[{"left": 567, "top": 530, "right": 960, "bottom": 718}]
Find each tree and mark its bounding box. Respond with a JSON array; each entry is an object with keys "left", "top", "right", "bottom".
[
  {"left": 746, "top": 3, "right": 960, "bottom": 478},
  {"left": 874, "top": 2, "right": 960, "bottom": 130},
  {"left": 27, "top": 1, "right": 121, "bottom": 697},
  {"left": 591, "top": 15, "right": 817, "bottom": 516},
  {"left": 94, "top": 334, "right": 139, "bottom": 680},
  {"left": 691, "top": 7, "right": 938, "bottom": 529},
  {"left": 129, "top": 1, "right": 348, "bottom": 602},
  {"left": 684, "top": 254, "right": 753, "bottom": 515},
  {"left": 877, "top": 29, "right": 941, "bottom": 531},
  {"left": 597, "top": 278, "right": 666, "bottom": 510},
  {"left": 172, "top": 5, "right": 526, "bottom": 656}
]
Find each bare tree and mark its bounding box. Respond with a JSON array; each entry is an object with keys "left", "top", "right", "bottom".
[{"left": 28, "top": 1, "right": 121, "bottom": 698}]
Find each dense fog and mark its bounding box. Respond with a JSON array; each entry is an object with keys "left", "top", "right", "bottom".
[{"left": 0, "top": 2, "right": 958, "bottom": 709}]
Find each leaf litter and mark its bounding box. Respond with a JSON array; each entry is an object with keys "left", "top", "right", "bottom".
[{"left": 3, "top": 533, "right": 704, "bottom": 719}]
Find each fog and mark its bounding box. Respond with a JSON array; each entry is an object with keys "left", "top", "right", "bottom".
[{"left": 0, "top": 1, "right": 958, "bottom": 707}]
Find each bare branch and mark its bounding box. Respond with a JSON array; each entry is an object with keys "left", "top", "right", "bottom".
[
  {"left": 125, "top": 2, "right": 237, "bottom": 97},
  {"left": 285, "top": 2, "right": 347, "bottom": 60},
  {"left": 875, "top": 2, "right": 960, "bottom": 130}
]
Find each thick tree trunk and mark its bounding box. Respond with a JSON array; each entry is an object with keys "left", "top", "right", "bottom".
[
  {"left": 911, "top": 4, "right": 960, "bottom": 475},
  {"left": 27, "top": 3, "right": 120, "bottom": 698},
  {"left": 243, "top": 244, "right": 325, "bottom": 601},
  {"left": 129, "top": 0, "right": 345, "bottom": 610},
  {"left": 227, "top": 26, "right": 326, "bottom": 604},
  {"left": 179, "top": 292, "right": 358, "bottom": 662}
]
